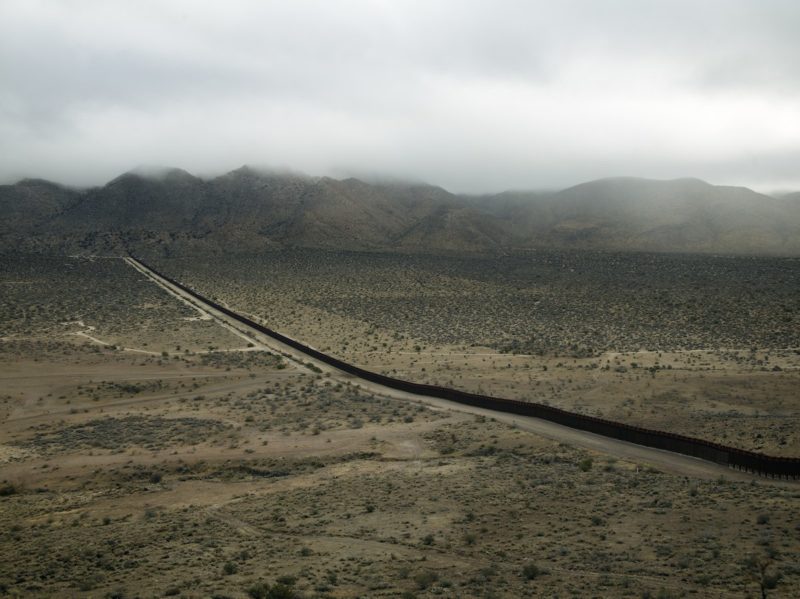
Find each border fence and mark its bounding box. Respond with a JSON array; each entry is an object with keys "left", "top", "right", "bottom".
[{"left": 130, "top": 256, "right": 800, "bottom": 479}]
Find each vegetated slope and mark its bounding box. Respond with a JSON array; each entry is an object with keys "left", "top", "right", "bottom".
[
  {"left": 2, "top": 167, "right": 799, "bottom": 255},
  {"left": 479, "top": 177, "right": 800, "bottom": 254},
  {"left": 0, "top": 178, "right": 81, "bottom": 238},
  {"left": 202, "top": 170, "right": 507, "bottom": 251},
  {"left": 55, "top": 168, "right": 207, "bottom": 231},
  {"left": 1, "top": 166, "right": 505, "bottom": 253}
]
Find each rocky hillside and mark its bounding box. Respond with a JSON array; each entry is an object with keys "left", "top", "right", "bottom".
[
  {"left": 2, "top": 167, "right": 799, "bottom": 255},
  {"left": 488, "top": 177, "right": 800, "bottom": 254},
  {"left": 0, "top": 178, "right": 81, "bottom": 237}
]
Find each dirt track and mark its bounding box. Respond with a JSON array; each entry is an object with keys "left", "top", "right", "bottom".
[{"left": 124, "top": 257, "right": 796, "bottom": 484}]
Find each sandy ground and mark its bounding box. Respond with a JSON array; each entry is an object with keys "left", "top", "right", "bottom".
[
  {"left": 126, "top": 257, "right": 796, "bottom": 482},
  {"left": 0, "top": 255, "right": 797, "bottom": 598}
]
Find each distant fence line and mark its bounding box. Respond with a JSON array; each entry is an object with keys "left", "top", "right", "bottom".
[{"left": 129, "top": 256, "right": 800, "bottom": 479}]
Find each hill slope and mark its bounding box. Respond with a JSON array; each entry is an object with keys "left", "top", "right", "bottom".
[
  {"left": 0, "top": 179, "right": 81, "bottom": 237},
  {"left": 544, "top": 177, "right": 799, "bottom": 253},
  {"left": 476, "top": 177, "right": 800, "bottom": 254},
  {"left": 1, "top": 169, "right": 799, "bottom": 255}
]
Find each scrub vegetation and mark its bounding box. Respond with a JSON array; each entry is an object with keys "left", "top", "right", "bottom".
[{"left": 0, "top": 251, "right": 798, "bottom": 597}]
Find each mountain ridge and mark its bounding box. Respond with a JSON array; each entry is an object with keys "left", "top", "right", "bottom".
[{"left": 2, "top": 167, "right": 799, "bottom": 255}]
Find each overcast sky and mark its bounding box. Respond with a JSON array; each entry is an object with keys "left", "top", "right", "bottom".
[{"left": 2, "top": 0, "right": 799, "bottom": 193}]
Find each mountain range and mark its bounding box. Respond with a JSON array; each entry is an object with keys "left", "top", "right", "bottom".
[{"left": 2, "top": 166, "right": 799, "bottom": 255}]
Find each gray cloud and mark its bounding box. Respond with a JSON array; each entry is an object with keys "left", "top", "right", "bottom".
[{"left": 1, "top": 0, "right": 799, "bottom": 192}]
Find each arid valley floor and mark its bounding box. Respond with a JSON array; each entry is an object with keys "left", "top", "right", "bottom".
[{"left": 1, "top": 251, "right": 799, "bottom": 598}]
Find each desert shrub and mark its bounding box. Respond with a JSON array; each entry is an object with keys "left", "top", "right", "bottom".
[
  {"left": 223, "top": 561, "right": 238, "bottom": 575},
  {"left": 247, "top": 582, "right": 300, "bottom": 599},
  {"left": 247, "top": 583, "right": 270, "bottom": 599},
  {"left": 579, "top": 458, "right": 593, "bottom": 472},
  {"left": 763, "top": 571, "right": 782, "bottom": 590},
  {"left": 413, "top": 570, "right": 439, "bottom": 590},
  {"left": 521, "top": 563, "right": 545, "bottom": 580},
  {"left": 0, "top": 483, "right": 18, "bottom": 496},
  {"left": 77, "top": 574, "right": 104, "bottom": 592}
]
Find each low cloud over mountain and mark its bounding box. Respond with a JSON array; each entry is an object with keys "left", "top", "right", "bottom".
[{"left": 2, "top": 167, "right": 799, "bottom": 255}]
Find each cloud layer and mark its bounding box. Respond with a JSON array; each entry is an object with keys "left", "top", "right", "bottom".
[{"left": 2, "top": 0, "right": 799, "bottom": 192}]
